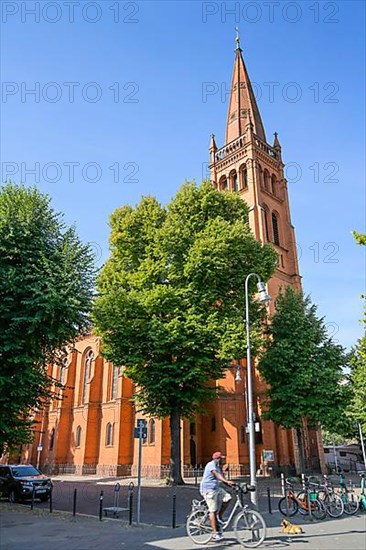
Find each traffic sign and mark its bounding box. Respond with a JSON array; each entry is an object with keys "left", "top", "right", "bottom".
[
  {"left": 137, "top": 419, "right": 147, "bottom": 428},
  {"left": 134, "top": 427, "right": 147, "bottom": 439}
]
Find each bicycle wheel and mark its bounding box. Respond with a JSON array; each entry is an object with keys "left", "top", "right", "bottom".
[
  {"left": 234, "top": 510, "right": 266, "bottom": 548},
  {"left": 310, "top": 498, "right": 327, "bottom": 520},
  {"left": 343, "top": 491, "right": 359, "bottom": 515},
  {"left": 323, "top": 494, "right": 344, "bottom": 518},
  {"left": 186, "top": 509, "right": 213, "bottom": 545},
  {"left": 278, "top": 496, "right": 298, "bottom": 516},
  {"left": 296, "top": 491, "right": 308, "bottom": 516}
]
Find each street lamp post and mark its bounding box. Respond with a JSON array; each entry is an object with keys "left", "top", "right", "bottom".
[{"left": 245, "top": 273, "right": 271, "bottom": 506}]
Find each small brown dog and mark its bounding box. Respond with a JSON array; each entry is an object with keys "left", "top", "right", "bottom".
[{"left": 280, "top": 519, "right": 304, "bottom": 534}]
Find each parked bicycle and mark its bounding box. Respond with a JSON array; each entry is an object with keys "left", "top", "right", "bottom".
[
  {"left": 296, "top": 475, "right": 344, "bottom": 518},
  {"left": 278, "top": 478, "right": 326, "bottom": 520},
  {"left": 338, "top": 473, "right": 359, "bottom": 515},
  {"left": 359, "top": 474, "right": 366, "bottom": 512},
  {"left": 186, "top": 483, "right": 266, "bottom": 548}
]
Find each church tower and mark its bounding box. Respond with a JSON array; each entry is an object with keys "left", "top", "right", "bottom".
[
  {"left": 209, "top": 34, "right": 302, "bottom": 303},
  {"left": 198, "top": 34, "right": 325, "bottom": 475}
]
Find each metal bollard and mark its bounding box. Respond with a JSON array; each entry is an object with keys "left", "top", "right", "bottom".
[
  {"left": 280, "top": 473, "right": 285, "bottom": 497},
  {"left": 73, "top": 488, "right": 77, "bottom": 516},
  {"left": 307, "top": 491, "right": 313, "bottom": 522},
  {"left": 99, "top": 490, "right": 104, "bottom": 521},
  {"left": 267, "top": 487, "right": 272, "bottom": 514},
  {"left": 194, "top": 465, "right": 198, "bottom": 487},
  {"left": 31, "top": 485, "right": 36, "bottom": 510},
  {"left": 128, "top": 482, "right": 134, "bottom": 526},
  {"left": 172, "top": 491, "right": 177, "bottom": 528},
  {"left": 49, "top": 486, "right": 53, "bottom": 513}
]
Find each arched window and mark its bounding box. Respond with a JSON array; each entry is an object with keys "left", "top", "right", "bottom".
[
  {"left": 106, "top": 422, "right": 113, "bottom": 446},
  {"left": 76, "top": 426, "right": 82, "bottom": 448},
  {"left": 263, "top": 169, "right": 270, "bottom": 191},
  {"left": 111, "top": 366, "right": 118, "bottom": 400},
  {"left": 272, "top": 212, "right": 280, "bottom": 246},
  {"left": 239, "top": 164, "right": 248, "bottom": 189},
  {"left": 262, "top": 206, "right": 270, "bottom": 242},
  {"left": 229, "top": 170, "right": 238, "bottom": 192},
  {"left": 148, "top": 419, "right": 156, "bottom": 445},
  {"left": 82, "top": 349, "right": 94, "bottom": 404},
  {"left": 211, "top": 416, "right": 216, "bottom": 432},
  {"left": 271, "top": 175, "right": 277, "bottom": 197},
  {"left": 49, "top": 428, "right": 55, "bottom": 451},
  {"left": 257, "top": 164, "right": 263, "bottom": 188},
  {"left": 240, "top": 426, "right": 245, "bottom": 444},
  {"left": 219, "top": 175, "right": 228, "bottom": 191}
]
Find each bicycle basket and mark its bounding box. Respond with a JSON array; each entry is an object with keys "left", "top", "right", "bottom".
[{"left": 309, "top": 492, "right": 318, "bottom": 501}]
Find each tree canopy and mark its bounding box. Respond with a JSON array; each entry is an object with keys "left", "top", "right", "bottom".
[
  {"left": 93, "top": 180, "right": 277, "bottom": 482},
  {"left": 0, "top": 183, "right": 95, "bottom": 453}
]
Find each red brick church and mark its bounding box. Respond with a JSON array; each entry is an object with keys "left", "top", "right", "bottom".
[{"left": 20, "top": 37, "right": 325, "bottom": 477}]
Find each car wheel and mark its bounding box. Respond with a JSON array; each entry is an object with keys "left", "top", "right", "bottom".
[{"left": 8, "top": 490, "right": 18, "bottom": 503}]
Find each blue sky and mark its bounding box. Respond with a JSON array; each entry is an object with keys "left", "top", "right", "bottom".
[{"left": 1, "top": 0, "right": 365, "bottom": 349}]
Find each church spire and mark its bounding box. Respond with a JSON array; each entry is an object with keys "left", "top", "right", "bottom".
[{"left": 225, "top": 31, "right": 266, "bottom": 144}]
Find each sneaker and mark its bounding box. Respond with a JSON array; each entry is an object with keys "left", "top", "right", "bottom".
[{"left": 212, "top": 533, "right": 224, "bottom": 541}]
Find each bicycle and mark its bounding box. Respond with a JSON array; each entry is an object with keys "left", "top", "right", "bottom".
[
  {"left": 296, "top": 475, "right": 344, "bottom": 518},
  {"left": 186, "top": 483, "right": 266, "bottom": 547},
  {"left": 338, "top": 473, "right": 359, "bottom": 515},
  {"left": 359, "top": 474, "right": 366, "bottom": 512},
  {"left": 278, "top": 478, "right": 326, "bottom": 520}
]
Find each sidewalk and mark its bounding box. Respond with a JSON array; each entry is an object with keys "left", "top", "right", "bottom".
[{"left": 1, "top": 504, "right": 365, "bottom": 550}]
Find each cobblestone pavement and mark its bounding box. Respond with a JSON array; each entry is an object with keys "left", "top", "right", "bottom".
[{"left": 1, "top": 503, "right": 365, "bottom": 550}]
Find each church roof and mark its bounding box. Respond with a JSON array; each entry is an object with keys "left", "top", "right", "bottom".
[{"left": 225, "top": 34, "right": 266, "bottom": 144}]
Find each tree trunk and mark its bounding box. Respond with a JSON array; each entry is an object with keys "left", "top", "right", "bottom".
[
  {"left": 296, "top": 427, "right": 305, "bottom": 474},
  {"left": 169, "top": 404, "right": 184, "bottom": 485}
]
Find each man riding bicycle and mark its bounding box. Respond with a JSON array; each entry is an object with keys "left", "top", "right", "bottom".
[{"left": 200, "top": 451, "right": 235, "bottom": 542}]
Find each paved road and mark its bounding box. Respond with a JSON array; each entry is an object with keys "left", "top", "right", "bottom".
[
  {"left": 1, "top": 504, "right": 365, "bottom": 550},
  {"left": 4, "top": 479, "right": 282, "bottom": 526}
]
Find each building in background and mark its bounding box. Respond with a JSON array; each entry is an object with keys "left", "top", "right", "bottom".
[{"left": 20, "top": 38, "right": 325, "bottom": 477}]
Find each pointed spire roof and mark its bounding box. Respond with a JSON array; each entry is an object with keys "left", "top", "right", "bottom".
[
  {"left": 209, "top": 133, "right": 217, "bottom": 151},
  {"left": 273, "top": 131, "right": 281, "bottom": 148},
  {"left": 225, "top": 32, "right": 266, "bottom": 144}
]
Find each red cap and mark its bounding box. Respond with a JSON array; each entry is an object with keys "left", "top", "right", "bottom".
[{"left": 212, "top": 451, "right": 225, "bottom": 460}]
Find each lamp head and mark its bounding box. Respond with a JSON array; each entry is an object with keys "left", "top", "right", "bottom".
[{"left": 256, "top": 281, "right": 271, "bottom": 305}]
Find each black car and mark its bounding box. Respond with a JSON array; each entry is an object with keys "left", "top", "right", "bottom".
[{"left": 0, "top": 464, "right": 52, "bottom": 502}]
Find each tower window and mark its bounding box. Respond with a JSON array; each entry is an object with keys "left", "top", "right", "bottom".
[
  {"left": 240, "top": 426, "right": 245, "bottom": 444},
  {"left": 272, "top": 213, "right": 280, "bottom": 246},
  {"left": 263, "top": 207, "right": 270, "bottom": 242},
  {"left": 232, "top": 173, "right": 239, "bottom": 191},
  {"left": 219, "top": 176, "right": 228, "bottom": 191},
  {"left": 271, "top": 175, "right": 277, "bottom": 197}
]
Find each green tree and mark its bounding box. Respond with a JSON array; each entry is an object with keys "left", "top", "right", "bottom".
[
  {"left": 258, "top": 286, "right": 350, "bottom": 472},
  {"left": 348, "top": 231, "right": 366, "bottom": 436},
  {"left": 93, "top": 181, "right": 277, "bottom": 483},
  {"left": 0, "top": 183, "right": 95, "bottom": 453}
]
